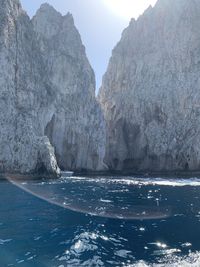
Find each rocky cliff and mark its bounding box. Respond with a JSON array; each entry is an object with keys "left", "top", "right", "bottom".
[
  {"left": 32, "top": 4, "right": 106, "bottom": 171},
  {"left": 99, "top": 0, "right": 200, "bottom": 172},
  {"left": 0, "top": 0, "right": 60, "bottom": 176}
]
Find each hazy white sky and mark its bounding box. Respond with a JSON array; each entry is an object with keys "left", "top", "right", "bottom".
[
  {"left": 103, "top": 0, "right": 157, "bottom": 19},
  {"left": 21, "top": 0, "right": 157, "bottom": 90}
]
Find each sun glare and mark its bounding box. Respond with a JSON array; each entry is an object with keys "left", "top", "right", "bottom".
[{"left": 103, "top": 0, "right": 157, "bottom": 20}]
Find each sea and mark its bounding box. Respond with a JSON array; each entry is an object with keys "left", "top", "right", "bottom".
[{"left": 1, "top": 175, "right": 200, "bottom": 266}]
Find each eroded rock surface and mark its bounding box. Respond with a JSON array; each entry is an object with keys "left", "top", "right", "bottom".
[
  {"left": 0, "top": 0, "right": 60, "bottom": 176},
  {"left": 32, "top": 4, "right": 106, "bottom": 171},
  {"left": 99, "top": 0, "right": 200, "bottom": 171}
]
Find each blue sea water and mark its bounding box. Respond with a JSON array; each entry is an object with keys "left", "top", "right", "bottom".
[{"left": 1, "top": 176, "right": 200, "bottom": 266}]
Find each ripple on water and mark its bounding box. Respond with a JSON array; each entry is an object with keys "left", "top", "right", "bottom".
[
  {"left": 0, "top": 238, "right": 12, "bottom": 245},
  {"left": 58, "top": 232, "right": 109, "bottom": 261},
  {"left": 114, "top": 249, "right": 133, "bottom": 258},
  {"left": 6, "top": 175, "right": 200, "bottom": 266}
]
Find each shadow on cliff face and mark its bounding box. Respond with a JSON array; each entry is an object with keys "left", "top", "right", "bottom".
[{"left": 104, "top": 117, "right": 197, "bottom": 173}]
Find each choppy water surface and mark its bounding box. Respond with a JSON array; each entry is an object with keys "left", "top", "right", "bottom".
[{"left": 1, "top": 176, "right": 200, "bottom": 266}]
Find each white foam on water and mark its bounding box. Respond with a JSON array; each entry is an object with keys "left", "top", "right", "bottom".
[
  {"left": 126, "top": 251, "right": 200, "bottom": 267},
  {"left": 100, "top": 199, "right": 113, "bottom": 203},
  {"left": 181, "top": 243, "right": 192, "bottom": 248},
  {"left": 68, "top": 176, "right": 200, "bottom": 187},
  {"left": 11, "top": 176, "right": 200, "bottom": 193}
]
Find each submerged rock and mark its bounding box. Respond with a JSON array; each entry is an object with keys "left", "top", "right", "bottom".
[
  {"left": 32, "top": 4, "right": 106, "bottom": 171},
  {"left": 99, "top": 0, "right": 200, "bottom": 171},
  {"left": 0, "top": 0, "right": 60, "bottom": 176}
]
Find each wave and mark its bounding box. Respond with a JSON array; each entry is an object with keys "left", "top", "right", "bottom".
[{"left": 68, "top": 176, "right": 200, "bottom": 187}]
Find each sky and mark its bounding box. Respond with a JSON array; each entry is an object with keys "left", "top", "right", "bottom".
[{"left": 21, "top": 0, "right": 157, "bottom": 90}]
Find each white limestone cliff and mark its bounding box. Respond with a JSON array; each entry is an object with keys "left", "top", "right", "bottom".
[
  {"left": 0, "top": 0, "right": 60, "bottom": 176},
  {"left": 32, "top": 4, "right": 106, "bottom": 171},
  {"left": 99, "top": 0, "right": 200, "bottom": 172}
]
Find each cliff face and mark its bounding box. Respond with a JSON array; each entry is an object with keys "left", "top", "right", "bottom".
[
  {"left": 99, "top": 0, "right": 200, "bottom": 171},
  {"left": 32, "top": 4, "right": 106, "bottom": 171},
  {"left": 0, "top": 0, "right": 60, "bottom": 175}
]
